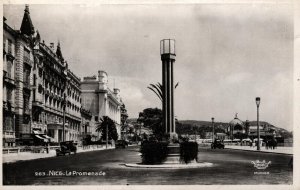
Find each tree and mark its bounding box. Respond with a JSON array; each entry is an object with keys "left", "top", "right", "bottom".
[
  {"left": 147, "top": 82, "right": 179, "bottom": 103},
  {"left": 138, "top": 108, "right": 164, "bottom": 140},
  {"left": 96, "top": 116, "right": 118, "bottom": 141}
]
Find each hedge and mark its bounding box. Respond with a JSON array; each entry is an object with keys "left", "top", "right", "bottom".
[
  {"left": 180, "top": 141, "right": 198, "bottom": 164},
  {"left": 140, "top": 141, "right": 169, "bottom": 164}
]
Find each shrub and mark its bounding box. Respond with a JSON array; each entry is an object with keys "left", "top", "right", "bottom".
[
  {"left": 140, "top": 141, "right": 169, "bottom": 164},
  {"left": 180, "top": 141, "right": 198, "bottom": 164}
]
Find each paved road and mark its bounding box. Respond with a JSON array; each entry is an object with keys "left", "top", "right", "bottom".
[{"left": 3, "top": 146, "right": 292, "bottom": 185}]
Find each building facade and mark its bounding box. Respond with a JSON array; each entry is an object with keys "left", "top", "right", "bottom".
[
  {"left": 3, "top": 18, "right": 17, "bottom": 147},
  {"left": 2, "top": 5, "right": 95, "bottom": 145},
  {"left": 32, "top": 37, "right": 82, "bottom": 143},
  {"left": 81, "top": 71, "right": 123, "bottom": 140},
  {"left": 3, "top": 6, "right": 35, "bottom": 146}
]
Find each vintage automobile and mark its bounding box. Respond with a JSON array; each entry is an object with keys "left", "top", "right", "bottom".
[
  {"left": 56, "top": 141, "right": 77, "bottom": 156},
  {"left": 115, "top": 140, "right": 128, "bottom": 149},
  {"left": 211, "top": 139, "right": 225, "bottom": 149}
]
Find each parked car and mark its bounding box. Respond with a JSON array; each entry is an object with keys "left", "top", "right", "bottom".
[
  {"left": 115, "top": 140, "right": 128, "bottom": 149},
  {"left": 56, "top": 141, "right": 77, "bottom": 156},
  {"left": 211, "top": 139, "right": 225, "bottom": 149}
]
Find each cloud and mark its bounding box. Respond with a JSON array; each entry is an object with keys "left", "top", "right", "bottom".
[{"left": 108, "top": 76, "right": 152, "bottom": 118}]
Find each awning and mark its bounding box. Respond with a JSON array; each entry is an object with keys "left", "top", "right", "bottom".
[
  {"left": 33, "top": 130, "right": 40, "bottom": 134},
  {"left": 34, "top": 135, "right": 49, "bottom": 142},
  {"left": 40, "top": 135, "right": 54, "bottom": 141},
  {"left": 35, "top": 135, "right": 45, "bottom": 140}
]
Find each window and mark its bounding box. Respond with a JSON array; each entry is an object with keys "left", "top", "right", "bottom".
[
  {"left": 6, "top": 60, "right": 12, "bottom": 78},
  {"left": 33, "top": 74, "right": 36, "bottom": 86},
  {"left": 7, "top": 40, "right": 12, "bottom": 54},
  {"left": 95, "top": 116, "right": 98, "bottom": 122},
  {"left": 33, "top": 89, "right": 36, "bottom": 101},
  {"left": 7, "top": 88, "right": 13, "bottom": 103},
  {"left": 23, "top": 95, "right": 30, "bottom": 114},
  {"left": 24, "top": 48, "right": 30, "bottom": 63},
  {"left": 23, "top": 66, "right": 30, "bottom": 87}
]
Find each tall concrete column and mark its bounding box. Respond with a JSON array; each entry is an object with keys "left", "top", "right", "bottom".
[{"left": 160, "top": 39, "right": 177, "bottom": 140}]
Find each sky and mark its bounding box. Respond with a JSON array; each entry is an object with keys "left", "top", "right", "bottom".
[{"left": 3, "top": 2, "right": 294, "bottom": 131}]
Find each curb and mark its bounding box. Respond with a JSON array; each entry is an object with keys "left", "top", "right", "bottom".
[
  {"left": 124, "top": 162, "right": 213, "bottom": 169},
  {"left": 224, "top": 147, "right": 293, "bottom": 156}
]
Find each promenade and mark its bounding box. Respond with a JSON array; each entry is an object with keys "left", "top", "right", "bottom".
[
  {"left": 3, "top": 145, "right": 115, "bottom": 164},
  {"left": 225, "top": 145, "right": 293, "bottom": 155}
]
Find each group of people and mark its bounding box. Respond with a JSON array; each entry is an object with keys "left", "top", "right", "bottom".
[
  {"left": 248, "top": 139, "right": 277, "bottom": 149},
  {"left": 265, "top": 139, "right": 278, "bottom": 149}
]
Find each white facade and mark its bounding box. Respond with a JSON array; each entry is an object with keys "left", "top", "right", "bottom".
[{"left": 81, "top": 71, "right": 122, "bottom": 140}]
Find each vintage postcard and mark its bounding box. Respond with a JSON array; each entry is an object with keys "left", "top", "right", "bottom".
[{"left": 1, "top": 0, "right": 299, "bottom": 189}]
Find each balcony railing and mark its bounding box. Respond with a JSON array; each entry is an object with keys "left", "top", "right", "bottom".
[
  {"left": 3, "top": 71, "right": 15, "bottom": 86},
  {"left": 23, "top": 56, "right": 33, "bottom": 66},
  {"left": 23, "top": 81, "right": 31, "bottom": 90},
  {"left": 3, "top": 131, "right": 15, "bottom": 138},
  {"left": 7, "top": 46, "right": 12, "bottom": 55}
]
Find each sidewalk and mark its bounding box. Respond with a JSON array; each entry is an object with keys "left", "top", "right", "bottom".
[
  {"left": 2, "top": 145, "right": 115, "bottom": 164},
  {"left": 225, "top": 145, "right": 293, "bottom": 155}
]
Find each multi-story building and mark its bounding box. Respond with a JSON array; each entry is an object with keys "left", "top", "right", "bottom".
[
  {"left": 32, "top": 41, "right": 82, "bottom": 143},
  {"left": 3, "top": 5, "right": 35, "bottom": 146},
  {"left": 81, "top": 71, "right": 123, "bottom": 140},
  {"left": 3, "top": 5, "right": 126, "bottom": 145},
  {"left": 120, "top": 103, "right": 128, "bottom": 139},
  {"left": 3, "top": 17, "right": 17, "bottom": 147},
  {"left": 2, "top": 5, "right": 92, "bottom": 145}
]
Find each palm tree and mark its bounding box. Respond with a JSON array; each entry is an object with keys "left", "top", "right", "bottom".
[
  {"left": 147, "top": 82, "right": 179, "bottom": 102},
  {"left": 96, "top": 116, "right": 118, "bottom": 141}
]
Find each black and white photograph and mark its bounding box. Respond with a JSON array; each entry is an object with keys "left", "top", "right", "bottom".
[{"left": 1, "top": 0, "right": 299, "bottom": 188}]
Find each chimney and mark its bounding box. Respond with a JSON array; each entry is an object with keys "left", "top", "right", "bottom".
[{"left": 50, "top": 42, "right": 55, "bottom": 52}]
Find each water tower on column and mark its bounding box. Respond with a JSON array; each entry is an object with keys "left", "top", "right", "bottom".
[{"left": 160, "top": 39, "right": 177, "bottom": 140}]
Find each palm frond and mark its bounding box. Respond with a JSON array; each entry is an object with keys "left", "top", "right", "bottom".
[
  {"left": 150, "top": 83, "right": 163, "bottom": 100},
  {"left": 147, "top": 86, "right": 162, "bottom": 102}
]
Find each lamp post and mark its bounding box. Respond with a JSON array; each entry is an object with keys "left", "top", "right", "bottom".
[
  {"left": 212, "top": 117, "right": 215, "bottom": 142},
  {"left": 62, "top": 93, "right": 66, "bottom": 142},
  {"left": 256, "top": 97, "right": 261, "bottom": 151}
]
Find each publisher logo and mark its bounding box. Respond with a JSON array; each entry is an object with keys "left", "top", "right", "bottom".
[{"left": 251, "top": 160, "right": 271, "bottom": 170}]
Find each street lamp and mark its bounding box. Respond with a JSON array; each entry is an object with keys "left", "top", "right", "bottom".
[
  {"left": 212, "top": 117, "right": 215, "bottom": 142},
  {"left": 256, "top": 97, "right": 261, "bottom": 151},
  {"left": 62, "top": 93, "right": 66, "bottom": 142}
]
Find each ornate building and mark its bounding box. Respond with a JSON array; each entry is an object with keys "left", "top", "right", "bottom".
[
  {"left": 32, "top": 39, "right": 82, "bottom": 142},
  {"left": 2, "top": 5, "right": 94, "bottom": 145},
  {"left": 228, "top": 114, "right": 249, "bottom": 140},
  {"left": 3, "top": 17, "right": 17, "bottom": 147},
  {"left": 80, "top": 71, "right": 124, "bottom": 140},
  {"left": 3, "top": 5, "right": 35, "bottom": 146}
]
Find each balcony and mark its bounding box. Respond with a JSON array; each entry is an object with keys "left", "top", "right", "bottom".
[
  {"left": 3, "top": 101, "right": 15, "bottom": 112},
  {"left": 3, "top": 131, "right": 15, "bottom": 138},
  {"left": 23, "top": 56, "right": 33, "bottom": 67},
  {"left": 23, "top": 81, "right": 31, "bottom": 91},
  {"left": 6, "top": 47, "right": 15, "bottom": 60},
  {"left": 3, "top": 71, "right": 15, "bottom": 87}
]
